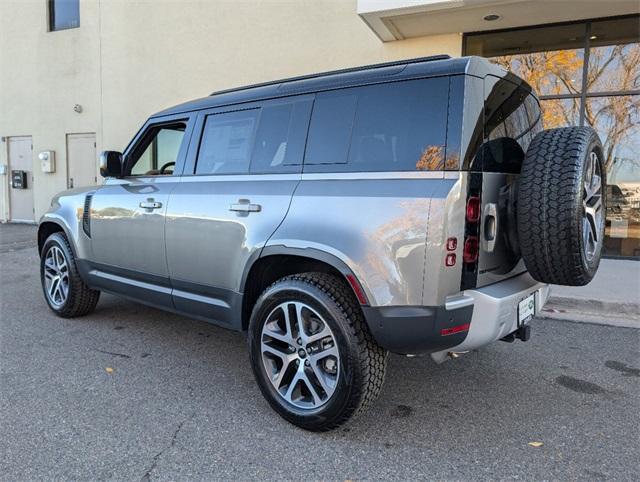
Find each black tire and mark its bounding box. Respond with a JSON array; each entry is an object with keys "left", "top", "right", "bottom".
[
  {"left": 518, "top": 127, "right": 606, "bottom": 285},
  {"left": 248, "top": 272, "right": 387, "bottom": 431},
  {"left": 40, "top": 232, "right": 100, "bottom": 317}
]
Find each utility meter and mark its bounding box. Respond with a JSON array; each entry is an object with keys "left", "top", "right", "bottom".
[{"left": 39, "top": 151, "right": 56, "bottom": 173}]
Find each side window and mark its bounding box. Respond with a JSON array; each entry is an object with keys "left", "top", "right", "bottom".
[
  {"left": 485, "top": 79, "right": 539, "bottom": 152},
  {"left": 196, "top": 109, "right": 258, "bottom": 175},
  {"left": 129, "top": 123, "right": 186, "bottom": 176},
  {"left": 305, "top": 92, "right": 358, "bottom": 165},
  {"left": 250, "top": 99, "right": 312, "bottom": 173},
  {"left": 304, "top": 78, "right": 448, "bottom": 172}
]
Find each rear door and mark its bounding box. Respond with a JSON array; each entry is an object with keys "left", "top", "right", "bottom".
[
  {"left": 165, "top": 95, "right": 313, "bottom": 326},
  {"left": 475, "top": 75, "right": 543, "bottom": 287}
]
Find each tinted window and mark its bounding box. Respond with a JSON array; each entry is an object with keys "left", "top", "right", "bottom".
[
  {"left": 250, "top": 99, "right": 312, "bottom": 173},
  {"left": 49, "top": 0, "right": 79, "bottom": 31},
  {"left": 196, "top": 109, "right": 258, "bottom": 175},
  {"left": 485, "top": 79, "right": 539, "bottom": 152},
  {"left": 305, "top": 92, "right": 357, "bottom": 165},
  {"left": 304, "top": 78, "right": 449, "bottom": 172},
  {"left": 129, "top": 123, "right": 185, "bottom": 176}
]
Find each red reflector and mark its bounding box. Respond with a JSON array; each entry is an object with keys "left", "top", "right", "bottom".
[
  {"left": 445, "top": 253, "right": 456, "bottom": 267},
  {"left": 446, "top": 237, "right": 457, "bottom": 251},
  {"left": 441, "top": 323, "right": 471, "bottom": 336},
  {"left": 466, "top": 196, "right": 481, "bottom": 223},
  {"left": 346, "top": 274, "right": 368, "bottom": 305},
  {"left": 463, "top": 236, "right": 479, "bottom": 264}
]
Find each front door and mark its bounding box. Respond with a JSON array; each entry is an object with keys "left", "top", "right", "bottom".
[
  {"left": 8, "top": 136, "right": 35, "bottom": 222},
  {"left": 88, "top": 114, "right": 194, "bottom": 307},
  {"left": 67, "top": 133, "right": 97, "bottom": 189}
]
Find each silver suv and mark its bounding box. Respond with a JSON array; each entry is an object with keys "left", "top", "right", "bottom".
[{"left": 38, "top": 56, "right": 605, "bottom": 431}]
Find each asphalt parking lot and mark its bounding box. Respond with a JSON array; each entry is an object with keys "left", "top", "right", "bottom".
[{"left": 1, "top": 224, "right": 639, "bottom": 481}]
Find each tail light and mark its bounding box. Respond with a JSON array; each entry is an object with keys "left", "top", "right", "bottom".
[
  {"left": 466, "top": 196, "right": 481, "bottom": 223},
  {"left": 463, "top": 236, "right": 479, "bottom": 264}
]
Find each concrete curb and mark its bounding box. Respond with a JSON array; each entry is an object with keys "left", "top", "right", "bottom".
[{"left": 541, "top": 296, "right": 640, "bottom": 329}]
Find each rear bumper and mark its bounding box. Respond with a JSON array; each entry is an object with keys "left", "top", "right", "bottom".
[{"left": 362, "top": 272, "right": 549, "bottom": 355}]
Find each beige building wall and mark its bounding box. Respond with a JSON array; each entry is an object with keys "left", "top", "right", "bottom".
[{"left": 0, "top": 0, "right": 461, "bottom": 222}]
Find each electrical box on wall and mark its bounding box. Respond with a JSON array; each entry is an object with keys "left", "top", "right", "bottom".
[
  {"left": 39, "top": 151, "right": 56, "bottom": 173},
  {"left": 11, "top": 170, "right": 27, "bottom": 189},
  {"left": 0, "top": 164, "right": 7, "bottom": 175}
]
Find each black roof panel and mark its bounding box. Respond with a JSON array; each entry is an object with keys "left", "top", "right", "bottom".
[{"left": 152, "top": 55, "right": 507, "bottom": 118}]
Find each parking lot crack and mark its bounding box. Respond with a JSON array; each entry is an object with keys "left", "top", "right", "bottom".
[{"left": 140, "top": 419, "right": 186, "bottom": 481}]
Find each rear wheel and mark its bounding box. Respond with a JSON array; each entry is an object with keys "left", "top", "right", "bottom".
[
  {"left": 518, "top": 127, "right": 606, "bottom": 285},
  {"left": 248, "top": 272, "right": 387, "bottom": 431},
  {"left": 40, "top": 232, "right": 100, "bottom": 317}
]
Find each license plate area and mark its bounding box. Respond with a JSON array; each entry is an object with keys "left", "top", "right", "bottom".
[{"left": 518, "top": 292, "right": 536, "bottom": 326}]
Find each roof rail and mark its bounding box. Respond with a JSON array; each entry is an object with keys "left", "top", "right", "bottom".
[{"left": 209, "top": 54, "right": 451, "bottom": 97}]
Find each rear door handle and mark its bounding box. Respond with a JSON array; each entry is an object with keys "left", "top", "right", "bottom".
[
  {"left": 139, "top": 199, "right": 162, "bottom": 210},
  {"left": 482, "top": 202, "right": 498, "bottom": 253},
  {"left": 229, "top": 199, "right": 261, "bottom": 213}
]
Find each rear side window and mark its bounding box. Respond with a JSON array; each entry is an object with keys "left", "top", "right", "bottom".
[
  {"left": 304, "top": 78, "right": 449, "bottom": 172},
  {"left": 196, "top": 109, "right": 258, "bottom": 175},
  {"left": 250, "top": 99, "right": 313, "bottom": 173}
]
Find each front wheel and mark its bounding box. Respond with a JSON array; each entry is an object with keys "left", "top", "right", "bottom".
[
  {"left": 248, "top": 273, "right": 387, "bottom": 431},
  {"left": 40, "top": 232, "right": 100, "bottom": 317}
]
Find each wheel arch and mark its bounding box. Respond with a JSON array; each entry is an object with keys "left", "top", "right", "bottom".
[
  {"left": 240, "top": 246, "right": 369, "bottom": 331},
  {"left": 38, "top": 219, "right": 73, "bottom": 257}
]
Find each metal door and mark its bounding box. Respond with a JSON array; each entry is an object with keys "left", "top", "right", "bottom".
[
  {"left": 165, "top": 96, "right": 313, "bottom": 327},
  {"left": 8, "top": 136, "right": 35, "bottom": 222},
  {"left": 67, "top": 133, "right": 97, "bottom": 189},
  {"left": 88, "top": 114, "right": 194, "bottom": 309}
]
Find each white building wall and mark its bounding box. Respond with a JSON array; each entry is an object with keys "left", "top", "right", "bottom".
[{"left": 0, "top": 0, "right": 462, "bottom": 221}]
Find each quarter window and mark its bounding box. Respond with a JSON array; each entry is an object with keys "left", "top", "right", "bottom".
[
  {"left": 196, "top": 110, "right": 258, "bottom": 175},
  {"left": 48, "top": 0, "right": 80, "bottom": 31},
  {"left": 304, "top": 78, "right": 449, "bottom": 171}
]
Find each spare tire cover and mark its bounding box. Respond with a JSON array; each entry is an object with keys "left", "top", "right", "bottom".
[{"left": 517, "top": 126, "right": 606, "bottom": 286}]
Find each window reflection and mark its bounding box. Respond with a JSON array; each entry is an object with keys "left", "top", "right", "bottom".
[
  {"left": 585, "top": 95, "right": 640, "bottom": 257},
  {"left": 539, "top": 98, "right": 580, "bottom": 128},
  {"left": 588, "top": 44, "right": 640, "bottom": 93},
  {"left": 492, "top": 50, "right": 584, "bottom": 96}
]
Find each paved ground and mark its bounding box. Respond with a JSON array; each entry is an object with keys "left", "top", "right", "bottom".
[{"left": 1, "top": 224, "right": 639, "bottom": 480}]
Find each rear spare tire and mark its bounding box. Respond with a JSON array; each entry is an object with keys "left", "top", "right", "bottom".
[{"left": 517, "top": 126, "right": 605, "bottom": 286}]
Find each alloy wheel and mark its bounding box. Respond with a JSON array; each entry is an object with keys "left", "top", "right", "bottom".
[
  {"left": 260, "top": 301, "right": 340, "bottom": 409},
  {"left": 43, "top": 245, "right": 70, "bottom": 307},
  {"left": 583, "top": 151, "right": 604, "bottom": 262}
]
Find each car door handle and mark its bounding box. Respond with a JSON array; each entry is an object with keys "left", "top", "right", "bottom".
[
  {"left": 229, "top": 200, "right": 261, "bottom": 213},
  {"left": 139, "top": 199, "right": 162, "bottom": 210},
  {"left": 482, "top": 202, "right": 498, "bottom": 253}
]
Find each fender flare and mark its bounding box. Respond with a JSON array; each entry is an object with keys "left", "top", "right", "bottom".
[
  {"left": 37, "top": 215, "right": 76, "bottom": 257},
  {"left": 240, "top": 244, "right": 369, "bottom": 303}
]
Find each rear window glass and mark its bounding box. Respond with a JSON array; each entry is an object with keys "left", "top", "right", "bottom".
[
  {"left": 250, "top": 99, "right": 313, "bottom": 173},
  {"left": 304, "top": 78, "right": 449, "bottom": 172},
  {"left": 196, "top": 109, "right": 258, "bottom": 175}
]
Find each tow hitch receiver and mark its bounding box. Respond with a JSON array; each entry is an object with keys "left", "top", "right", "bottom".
[{"left": 500, "top": 325, "right": 531, "bottom": 343}]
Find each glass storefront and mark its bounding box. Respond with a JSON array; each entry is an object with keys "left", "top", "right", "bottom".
[{"left": 465, "top": 15, "right": 640, "bottom": 258}]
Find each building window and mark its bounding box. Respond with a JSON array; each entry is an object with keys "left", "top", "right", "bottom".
[
  {"left": 48, "top": 0, "right": 80, "bottom": 31},
  {"left": 465, "top": 15, "right": 640, "bottom": 259}
]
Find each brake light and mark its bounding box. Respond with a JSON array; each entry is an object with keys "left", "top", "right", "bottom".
[
  {"left": 463, "top": 236, "right": 479, "bottom": 264},
  {"left": 466, "top": 196, "right": 481, "bottom": 223},
  {"left": 446, "top": 237, "right": 457, "bottom": 251}
]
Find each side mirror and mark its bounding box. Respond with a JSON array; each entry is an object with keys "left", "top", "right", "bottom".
[{"left": 99, "top": 151, "right": 123, "bottom": 178}]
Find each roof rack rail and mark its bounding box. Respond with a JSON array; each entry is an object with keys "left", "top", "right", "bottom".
[{"left": 209, "top": 54, "right": 451, "bottom": 97}]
